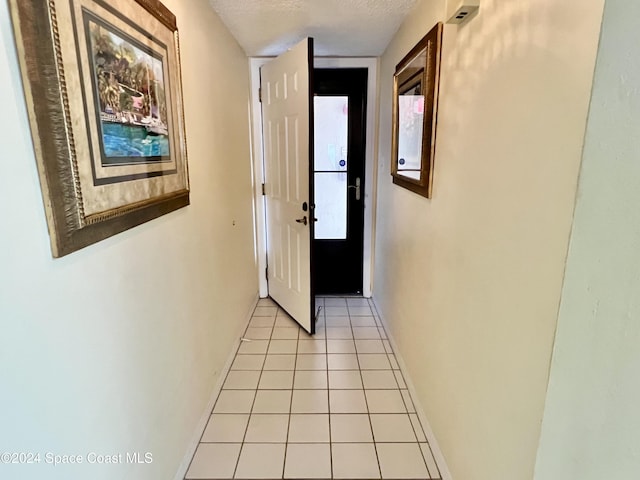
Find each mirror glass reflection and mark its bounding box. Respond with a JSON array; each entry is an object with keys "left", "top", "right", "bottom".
[{"left": 397, "top": 70, "right": 424, "bottom": 180}]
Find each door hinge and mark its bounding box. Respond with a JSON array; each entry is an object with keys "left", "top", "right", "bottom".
[
  {"left": 265, "top": 266, "right": 268, "bottom": 279},
  {"left": 261, "top": 183, "right": 266, "bottom": 195},
  {"left": 258, "top": 87, "right": 262, "bottom": 103}
]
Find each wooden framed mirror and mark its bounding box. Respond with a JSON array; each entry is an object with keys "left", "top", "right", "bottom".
[{"left": 391, "top": 22, "right": 443, "bottom": 198}]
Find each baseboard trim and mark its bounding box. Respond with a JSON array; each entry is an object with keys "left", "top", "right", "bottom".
[
  {"left": 172, "top": 292, "right": 260, "bottom": 480},
  {"left": 370, "top": 297, "right": 453, "bottom": 480}
]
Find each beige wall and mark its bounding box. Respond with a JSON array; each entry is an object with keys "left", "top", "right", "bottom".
[
  {"left": 534, "top": 0, "right": 640, "bottom": 478},
  {"left": 373, "top": 0, "right": 604, "bottom": 479},
  {"left": 0, "top": 0, "right": 257, "bottom": 479}
]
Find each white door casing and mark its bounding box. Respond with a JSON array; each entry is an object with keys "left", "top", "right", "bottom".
[{"left": 261, "top": 38, "right": 314, "bottom": 333}]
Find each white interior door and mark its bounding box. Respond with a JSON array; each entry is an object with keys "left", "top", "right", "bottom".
[{"left": 261, "top": 38, "right": 315, "bottom": 334}]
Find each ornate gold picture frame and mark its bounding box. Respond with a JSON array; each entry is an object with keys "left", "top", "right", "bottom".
[
  {"left": 391, "top": 22, "right": 443, "bottom": 198},
  {"left": 8, "top": 0, "right": 190, "bottom": 257}
]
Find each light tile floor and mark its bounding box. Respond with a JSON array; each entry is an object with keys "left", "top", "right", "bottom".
[{"left": 185, "top": 297, "right": 441, "bottom": 480}]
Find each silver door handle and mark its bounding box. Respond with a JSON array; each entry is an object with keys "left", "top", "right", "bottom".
[
  {"left": 348, "top": 177, "right": 361, "bottom": 201},
  {"left": 295, "top": 216, "right": 308, "bottom": 226}
]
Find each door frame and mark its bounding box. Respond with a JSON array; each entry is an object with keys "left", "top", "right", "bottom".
[{"left": 249, "top": 57, "right": 379, "bottom": 298}]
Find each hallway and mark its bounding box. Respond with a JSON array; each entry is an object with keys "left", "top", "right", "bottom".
[
  {"left": 184, "top": 297, "right": 441, "bottom": 480},
  {"left": 1, "top": 0, "right": 631, "bottom": 479}
]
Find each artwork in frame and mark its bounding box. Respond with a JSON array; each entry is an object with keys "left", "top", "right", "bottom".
[{"left": 7, "top": 0, "right": 190, "bottom": 257}]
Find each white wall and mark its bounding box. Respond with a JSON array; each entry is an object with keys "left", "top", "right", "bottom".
[
  {"left": 373, "top": 0, "right": 604, "bottom": 479},
  {"left": 534, "top": 1, "right": 640, "bottom": 478},
  {"left": 0, "top": 1, "right": 257, "bottom": 479}
]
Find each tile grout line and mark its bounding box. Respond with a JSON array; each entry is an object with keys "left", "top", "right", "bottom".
[
  {"left": 347, "top": 299, "right": 383, "bottom": 480},
  {"left": 232, "top": 304, "right": 277, "bottom": 479},
  {"left": 281, "top": 310, "right": 301, "bottom": 480},
  {"left": 320, "top": 298, "right": 334, "bottom": 479},
  {"left": 367, "top": 297, "right": 409, "bottom": 480}
]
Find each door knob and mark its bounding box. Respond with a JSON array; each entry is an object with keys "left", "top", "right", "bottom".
[{"left": 295, "top": 216, "right": 308, "bottom": 226}]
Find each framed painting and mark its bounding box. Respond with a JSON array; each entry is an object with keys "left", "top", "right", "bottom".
[{"left": 7, "top": 0, "right": 190, "bottom": 257}]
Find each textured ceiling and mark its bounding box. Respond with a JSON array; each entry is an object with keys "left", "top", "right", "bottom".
[{"left": 207, "top": 0, "right": 420, "bottom": 56}]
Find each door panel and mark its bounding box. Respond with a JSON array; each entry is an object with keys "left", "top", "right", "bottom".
[
  {"left": 313, "top": 69, "right": 367, "bottom": 295},
  {"left": 261, "top": 38, "right": 315, "bottom": 334}
]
